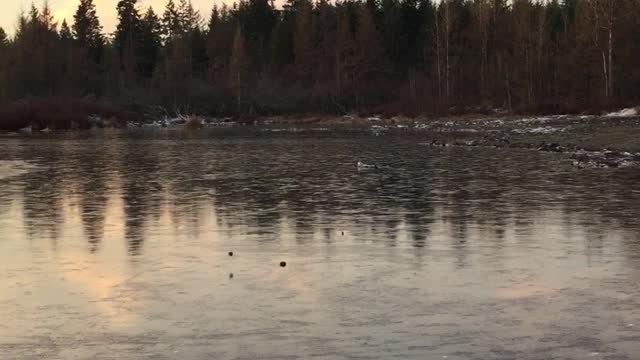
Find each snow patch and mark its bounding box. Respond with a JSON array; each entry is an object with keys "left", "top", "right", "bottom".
[
  {"left": 605, "top": 107, "right": 639, "bottom": 117},
  {"left": 261, "top": 127, "right": 329, "bottom": 133},
  {"left": 512, "top": 126, "right": 566, "bottom": 134}
]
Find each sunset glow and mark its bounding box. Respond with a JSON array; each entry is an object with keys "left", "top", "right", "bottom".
[{"left": 1, "top": 0, "right": 219, "bottom": 35}]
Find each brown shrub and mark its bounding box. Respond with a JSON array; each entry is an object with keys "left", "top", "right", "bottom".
[
  {"left": 0, "top": 98, "right": 127, "bottom": 132},
  {"left": 184, "top": 115, "right": 204, "bottom": 129}
]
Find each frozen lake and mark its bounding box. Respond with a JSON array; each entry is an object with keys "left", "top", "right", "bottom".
[{"left": 1, "top": 128, "right": 640, "bottom": 359}]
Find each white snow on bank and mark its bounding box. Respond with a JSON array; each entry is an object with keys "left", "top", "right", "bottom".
[
  {"left": 512, "top": 126, "right": 567, "bottom": 134},
  {"left": 261, "top": 127, "right": 329, "bottom": 132},
  {"left": 605, "top": 107, "right": 639, "bottom": 117},
  {"left": 0, "top": 160, "right": 38, "bottom": 180}
]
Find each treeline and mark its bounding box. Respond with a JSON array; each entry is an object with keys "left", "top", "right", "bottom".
[{"left": 0, "top": 0, "right": 639, "bottom": 116}]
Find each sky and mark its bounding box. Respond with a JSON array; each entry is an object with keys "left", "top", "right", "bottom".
[{"left": 0, "top": 0, "right": 219, "bottom": 36}]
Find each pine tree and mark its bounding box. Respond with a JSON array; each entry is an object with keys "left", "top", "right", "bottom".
[
  {"left": 60, "top": 20, "right": 72, "bottom": 42},
  {"left": 73, "top": 0, "right": 104, "bottom": 62},
  {"left": 71, "top": 0, "right": 104, "bottom": 96},
  {"left": 229, "top": 25, "right": 248, "bottom": 111},
  {"left": 162, "top": 0, "right": 182, "bottom": 42},
  {"left": 59, "top": 20, "right": 74, "bottom": 94},
  {"left": 18, "top": 2, "right": 60, "bottom": 96},
  {"left": 0, "top": 27, "right": 8, "bottom": 47},
  {"left": 235, "top": 0, "right": 277, "bottom": 68},
  {"left": 138, "top": 7, "right": 163, "bottom": 79},
  {"left": 335, "top": 8, "right": 356, "bottom": 99},
  {"left": 115, "top": 0, "right": 141, "bottom": 83},
  {"left": 294, "top": 0, "right": 314, "bottom": 79},
  {"left": 178, "top": 0, "right": 202, "bottom": 33},
  {"left": 38, "top": 2, "right": 58, "bottom": 33},
  {"left": 207, "top": 5, "right": 220, "bottom": 35},
  {"left": 0, "top": 27, "right": 8, "bottom": 101},
  {"left": 190, "top": 27, "right": 208, "bottom": 77},
  {"left": 354, "top": 3, "right": 387, "bottom": 107},
  {"left": 0, "top": 0, "right": 639, "bottom": 113},
  {"left": 115, "top": 0, "right": 141, "bottom": 55},
  {"left": 206, "top": 4, "right": 234, "bottom": 83}
]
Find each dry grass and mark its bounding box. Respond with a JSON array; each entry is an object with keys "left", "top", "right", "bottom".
[{"left": 184, "top": 115, "right": 205, "bottom": 129}]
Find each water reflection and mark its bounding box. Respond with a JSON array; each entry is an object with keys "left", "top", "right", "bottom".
[
  {"left": 1, "top": 129, "right": 640, "bottom": 359},
  {"left": 0, "top": 130, "right": 639, "bottom": 257}
]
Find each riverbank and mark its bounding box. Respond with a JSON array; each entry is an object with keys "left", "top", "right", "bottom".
[
  {"left": 0, "top": 99, "right": 127, "bottom": 132},
  {"left": 2, "top": 100, "right": 639, "bottom": 169},
  {"left": 252, "top": 111, "right": 640, "bottom": 169},
  {"left": 406, "top": 111, "right": 640, "bottom": 169}
]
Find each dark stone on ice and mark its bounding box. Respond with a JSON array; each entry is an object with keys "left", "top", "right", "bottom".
[
  {"left": 604, "top": 150, "right": 621, "bottom": 158},
  {"left": 538, "top": 143, "right": 563, "bottom": 152}
]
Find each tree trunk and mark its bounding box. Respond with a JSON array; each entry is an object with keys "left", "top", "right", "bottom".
[
  {"left": 602, "top": 51, "right": 608, "bottom": 98},
  {"left": 435, "top": 13, "right": 442, "bottom": 104},
  {"left": 445, "top": 0, "right": 450, "bottom": 103},
  {"left": 607, "top": 16, "right": 613, "bottom": 99}
]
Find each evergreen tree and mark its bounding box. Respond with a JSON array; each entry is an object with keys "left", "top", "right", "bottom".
[
  {"left": 206, "top": 4, "right": 233, "bottom": 83},
  {"left": 236, "top": 0, "right": 277, "bottom": 66},
  {"left": 229, "top": 25, "right": 248, "bottom": 111},
  {"left": 115, "top": 0, "right": 141, "bottom": 83},
  {"left": 0, "top": 0, "right": 639, "bottom": 113},
  {"left": 0, "top": 27, "right": 8, "bottom": 47},
  {"left": 294, "top": 0, "right": 314, "bottom": 79},
  {"left": 190, "top": 27, "right": 208, "bottom": 77},
  {"left": 138, "top": 7, "right": 163, "bottom": 79},
  {"left": 354, "top": 3, "right": 387, "bottom": 107},
  {"left": 178, "top": 0, "right": 202, "bottom": 33},
  {"left": 71, "top": 0, "right": 104, "bottom": 96},
  {"left": 73, "top": 0, "right": 104, "bottom": 62},
  {"left": 14, "top": 2, "right": 60, "bottom": 96},
  {"left": 115, "top": 0, "right": 141, "bottom": 56},
  {"left": 335, "top": 8, "right": 356, "bottom": 98},
  {"left": 59, "top": 19, "right": 74, "bottom": 94},
  {"left": 162, "top": 0, "right": 182, "bottom": 42},
  {"left": 60, "top": 20, "right": 72, "bottom": 42},
  {"left": 0, "top": 27, "right": 8, "bottom": 101}
]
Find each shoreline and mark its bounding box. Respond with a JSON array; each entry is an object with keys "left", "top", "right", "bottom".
[
  {"left": 130, "top": 111, "right": 640, "bottom": 169},
  {"left": 3, "top": 107, "right": 640, "bottom": 169}
]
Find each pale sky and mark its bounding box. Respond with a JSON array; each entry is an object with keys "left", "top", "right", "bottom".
[{"left": 0, "top": 0, "right": 221, "bottom": 36}]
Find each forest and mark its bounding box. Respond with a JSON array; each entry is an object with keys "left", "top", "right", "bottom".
[{"left": 0, "top": 0, "right": 639, "bottom": 117}]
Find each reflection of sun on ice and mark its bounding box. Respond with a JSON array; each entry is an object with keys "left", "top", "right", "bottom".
[{"left": 52, "top": 188, "right": 140, "bottom": 328}]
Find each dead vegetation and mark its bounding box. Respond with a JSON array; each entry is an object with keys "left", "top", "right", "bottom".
[{"left": 0, "top": 98, "right": 127, "bottom": 132}]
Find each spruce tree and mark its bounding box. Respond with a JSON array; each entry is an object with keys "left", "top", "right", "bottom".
[
  {"left": 73, "top": 0, "right": 104, "bottom": 62},
  {"left": 60, "top": 20, "right": 72, "bottom": 42},
  {"left": 229, "top": 25, "right": 247, "bottom": 110},
  {"left": 162, "top": 0, "right": 182, "bottom": 42},
  {"left": 0, "top": 27, "right": 8, "bottom": 47},
  {"left": 115, "top": 0, "right": 141, "bottom": 56},
  {"left": 59, "top": 20, "right": 74, "bottom": 93},
  {"left": 178, "top": 0, "right": 202, "bottom": 33},
  {"left": 0, "top": 27, "right": 8, "bottom": 100},
  {"left": 115, "top": 0, "right": 141, "bottom": 82},
  {"left": 138, "top": 7, "right": 163, "bottom": 78}
]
